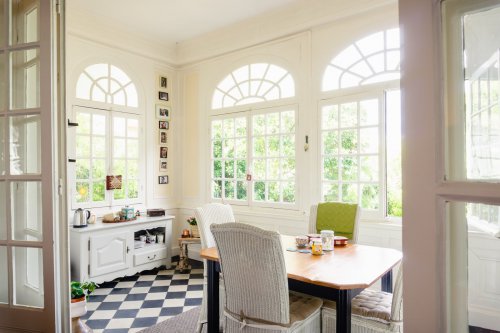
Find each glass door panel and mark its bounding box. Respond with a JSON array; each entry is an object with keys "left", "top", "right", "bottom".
[
  {"left": 0, "top": 246, "right": 7, "bottom": 304},
  {"left": 9, "top": 114, "right": 41, "bottom": 175},
  {"left": 448, "top": 201, "right": 500, "bottom": 332},
  {"left": 10, "top": 0, "right": 39, "bottom": 45},
  {"left": 13, "top": 246, "right": 43, "bottom": 308},
  {"left": 10, "top": 48, "right": 40, "bottom": 110},
  {"left": 10, "top": 181, "right": 42, "bottom": 241},
  {"left": 0, "top": 181, "right": 5, "bottom": 240}
]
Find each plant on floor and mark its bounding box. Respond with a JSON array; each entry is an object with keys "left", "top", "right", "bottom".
[{"left": 71, "top": 281, "right": 98, "bottom": 301}]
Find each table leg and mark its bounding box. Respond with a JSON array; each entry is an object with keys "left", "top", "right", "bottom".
[
  {"left": 381, "top": 269, "right": 393, "bottom": 293},
  {"left": 337, "top": 289, "right": 352, "bottom": 333},
  {"left": 207, "top": 260, "right": 220, "bottom": 333}
]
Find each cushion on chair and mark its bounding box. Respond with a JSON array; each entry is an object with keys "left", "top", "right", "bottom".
[
  {"left": 316, "top": 202, "right": 358, "bottom": 239},
  {"left": 323, "top": 289, "right": 392, "bottom": 323},
  {"left": 289, "top": 292, "right": 323, "bottom": 326}
]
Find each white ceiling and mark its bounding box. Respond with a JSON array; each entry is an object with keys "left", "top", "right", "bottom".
[{"left": 69, "top": 0, "right": 301, "bottom": 46}]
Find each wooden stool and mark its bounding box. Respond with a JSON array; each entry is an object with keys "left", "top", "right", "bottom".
[{"left": 177, "top": 237, "right": 201, "bottom": 272}]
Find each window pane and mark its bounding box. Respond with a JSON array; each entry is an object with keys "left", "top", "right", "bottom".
[
  {"left": 236, "top": 181, "right": 247, "bottom": 200},
  {"left": 92, "top": 159, "right": 105, "bottom": 179},
  {"left": 323, "top": 157, "right": 338, "bottom": 180},
  {"left": 323, "top": 183, "right": 339, "bottom": 202},
  {"left": 9, "top": 115, "right": 41, "bottom": 175},
  {"left": 213, "top": 140, "right": 222, "bottom": 158},
  {"left": 10, "top": 48, "right": 39, "bottom": 109},
  {"left": 224, "top": 160, "right": 234, "bottom": 178},
  {"left": 254, "top": 181, "right": 265, "bottom": 201},
  {"left": 323, "top": 131, "right": 338, "bottom": 155},
  {"left": 13, "top": 246, "right": 43, "bottom": 308},
  {"left": 462, "top": 7, "right": 500, "bottom": 181},
  {"left": 128, "top": 180, "right": 138, "bottom": 199},
  {"left": 93, "top": 137, "right": 105, "bottom": 158},
  {"left": 447, "top": 202, "right": 500, "bottom": 332},
  {"left": 341, "top": 156, "right": 358, "bottom": 181},
  {"left": 76, "top": 135, "right": 90, "bottom": 158},
  {"left": 340, "top": 102, "right": 357, "bottom": 128},
  {"left": 253, "top": 137, "right": 265, "bottom": 158},
  {"left": 213, "top": 180, "right": 222, "bottom": 198},
  {"left": 75, "top": 159, "right": 90, "bottom": 179},
  {"left": 76, "top": 182, "right": 89, "bottom": 203},
  {"left": 213, "top": 160, "right": 222, "bottom": 178},
  {"left": 0, "top": 246, "right": 7, "bottom": 304},
  {"left": 224, "top": 180, "right": 234, "bottom": 199},
  {"left": 340, "top": 130, "right": 357, "bottom": 154},
  {"left": 11, "top": 181, "right": 42, "bottom": 241},
  {"left": 341, "top": 184, "right": 358, "bottom": 203},
  {"left": 11, "top": 1, "right": 40, "bottom": 45},
  {"left": 322, "top": 105, "right": 338, "bottom": 130},
  {"left": 282, "top": 182, "right": 295, "bottom": 203},
  {"left": 92, "top": 181, "right": 105, "bottom": 202},
  {"left": 361, "top": 184, "right": 379, "bottom": 210},
  {"left": 360, "top": 127, "right": 379, "bottom": 154}
]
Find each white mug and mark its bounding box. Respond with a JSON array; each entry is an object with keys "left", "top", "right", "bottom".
[
  {"left": 157, "top": 234, "right": 164, "bottom": 243},
  {"left": 139, "top": 235, "right": 146, "bottom": 243}
]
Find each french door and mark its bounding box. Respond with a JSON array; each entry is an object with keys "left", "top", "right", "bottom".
[{"left": 0, "top": 0, "right": 61, "bottom": 331}]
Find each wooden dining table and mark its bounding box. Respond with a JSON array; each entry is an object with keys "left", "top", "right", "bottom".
[{"left": 200, "top": 235, "right": 402, "bottom": 333}]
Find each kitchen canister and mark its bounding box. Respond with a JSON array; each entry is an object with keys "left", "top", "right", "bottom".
[
  {"left": 121, "top": 206, "right": 135, "bottom": 220},
  {"left": 311, "top": 239, "right": 323, "bottom": 255},
  {"left": 321, "top": 230, "right": 334, "bottom": 251}
]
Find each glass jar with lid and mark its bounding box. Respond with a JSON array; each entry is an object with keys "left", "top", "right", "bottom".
[{"left": 321, "top": 230, "right": 335, "bottom": 251}]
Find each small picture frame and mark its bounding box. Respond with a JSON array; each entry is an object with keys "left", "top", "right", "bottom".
[
  {"left": 159, "top": 121, "right": 169, "bottom": 129},
  {"left": 159, "top": 76, "right": 167, "bottom": 89},
  {"left": 160, "top": 146, "right": 168, "bottom": 159},
  {"left": 159, "top": 160, "right": 168, "bottom": 172},
  {"left": 159, "top": 175, "right": 169, "bottom": 184},
  {"left": 159, "top": 130, "right": 167, "bottom": 144},
  {"left": 156, "top": 104, "right": 170, "bottom": 120},
  {"left": 158, "top": 91, "right": 169, "bottom": 101}
]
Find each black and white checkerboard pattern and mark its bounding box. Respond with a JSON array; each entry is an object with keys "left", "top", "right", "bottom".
[{"left": 82, "top": 260, "right": 204, "bottom": 333}]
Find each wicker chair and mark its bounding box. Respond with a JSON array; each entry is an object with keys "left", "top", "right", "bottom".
[
  {"left": 308, "top": 203, "right": 360, "bottom": 244},
  {"left": 195, "top": 203, "right": 235, "bottom": 333},
  {"left": 211, "top": 223, "right": 322, "bottom": 333},
  {"left": 322, "top": 267, "right": 403, "bottom": 333}
]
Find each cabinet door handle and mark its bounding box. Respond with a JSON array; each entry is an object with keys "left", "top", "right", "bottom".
[
  {"left": 126, "top": 246, "right": 130, "bottom": 253},
  {"left": 147, "top": 254, "right": 157, "bottom": 261}
]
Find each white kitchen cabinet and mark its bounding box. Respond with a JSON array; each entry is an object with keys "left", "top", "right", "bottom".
[{"left": 70, "top": 215, "right": 173, "bottom": 284}]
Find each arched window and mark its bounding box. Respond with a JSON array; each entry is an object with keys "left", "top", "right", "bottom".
[
  {"left": 76, "top": 63, "right": 139, "bottom": 107},
  {"left": 212, "top": 63, "right": 295, "bottom": 109},
  {"left": 320, "top": 28, "right": 402, "bottom": 219},
  {"left": 322, "top": 28, "right": 400, "bottom": 91},
  {"left": 209, "top": 63, "right": 297, "bottom": 208},
  {"left": 72, "top": 64, "right": 143, "bottom": 209}
]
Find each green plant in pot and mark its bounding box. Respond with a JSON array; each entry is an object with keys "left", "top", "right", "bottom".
[
  {"left": 71, "top": 281, "right": 98, "bottom": 319},
  {"left": 187, "top": 216, "right": 199, "bottom": 238}
]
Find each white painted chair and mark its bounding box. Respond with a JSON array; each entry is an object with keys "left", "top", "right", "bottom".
[
  {"left": 194, "top": 203, "right": 235, "bottom": 333},
  {"left": 322, "top": 267, "right": 403, "bottom": 333},
  {"left": 308, "top": 203, "right": 360, "bottom": 244},
  {"left": 211, "top": 222, "right": 323, "bottom": 333}
]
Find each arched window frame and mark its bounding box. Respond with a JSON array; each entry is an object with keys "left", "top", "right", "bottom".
[
  {"left": 322, "top": 28, "right": 400, "bottom": 92},
  {"left": 75, "top": 63, "right": 139, "bottom": 109},
  {"left": 208, "top": 62, "right": 299, "bottom": 209},
  {"left": 70, "top": 63, "right": 144, "bottom": 210},
  {"left": 319, "top": 28, "right": 402, "bottom": 221}
]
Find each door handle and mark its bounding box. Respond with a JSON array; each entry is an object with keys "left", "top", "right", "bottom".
[
  {"left": 126, "top": 246, "right": 130, "bottom": 253},
  {"left": 147, "top": 254, "right": 157, "bottom": 261}
]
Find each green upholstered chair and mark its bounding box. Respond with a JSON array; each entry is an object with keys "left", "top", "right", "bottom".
[{"left": 308, "top": 202, "right": 360, "bottom": 243}]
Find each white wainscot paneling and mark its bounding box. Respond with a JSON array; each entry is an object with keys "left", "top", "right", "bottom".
[{"left": 468, "top": 231, "right": 500, "bottom": 331}]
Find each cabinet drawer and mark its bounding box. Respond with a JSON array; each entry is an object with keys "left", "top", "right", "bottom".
[{"left": 134, "top": 247, "right": 167, "bottom": 266}]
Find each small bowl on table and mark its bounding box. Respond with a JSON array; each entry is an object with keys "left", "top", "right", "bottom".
[
  {"left": 334, "top": 236, "right": 349, "bottom": 246},
  {"left": 295, "top": 236, "right": 309, "bottom": 248}
]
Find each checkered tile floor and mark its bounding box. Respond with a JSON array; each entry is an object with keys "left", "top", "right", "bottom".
[{"left": 82, "top": 259, "right": 204, "bottom": 333}]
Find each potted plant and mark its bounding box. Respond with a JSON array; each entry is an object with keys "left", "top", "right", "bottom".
[
  {"left": 187, "top": 216, "right": 199, "bottom": 238},
  {"left": 70, "top": 281, "right": 98, "bottom": 319}
]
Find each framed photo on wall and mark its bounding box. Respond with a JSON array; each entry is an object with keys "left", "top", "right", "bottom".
[
  {"left": 159, "top": 75, "right": 167, "bottom": 89},
  {"left": 159, "top": 160, "right": 167, "bottom": 172},
  {"left": 159, "top": 130, "right": 167, "bottom": 144},
  {"left": 160, "top": 146, "right": 168, "bottom": 158},
  {"left": 159, "top": 175, "right": 169, "bottom": 184},
  {"left": 158, "top": 91, "right": 169, "bottom": 101},
  {"left": 156, "top": 104, "right": 171, "bottom": 120},
  {"left": 159, "top": 121, "right": 169, "bottom": 129}
]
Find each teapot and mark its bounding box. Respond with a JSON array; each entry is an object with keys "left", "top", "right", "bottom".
[{"left": 73, "top": 208, "right": 91, "bottom": 228}]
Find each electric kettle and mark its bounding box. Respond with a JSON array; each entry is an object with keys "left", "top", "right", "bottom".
[{"left": 73, "top": 208, "right": 91, "bottom": 228}]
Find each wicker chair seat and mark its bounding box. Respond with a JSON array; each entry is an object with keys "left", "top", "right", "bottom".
[{"left": 323, "top": 289, "right": 392, "bottom": 324}]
